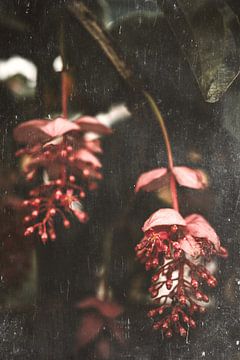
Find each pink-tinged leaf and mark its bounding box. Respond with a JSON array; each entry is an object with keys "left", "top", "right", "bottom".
[
  {"left": 76, "top": 116, "right": 112, "bottom": 135},
  {"left": 172, "top": 166, "right": 208, "bottom": 189},
  {"left": 142, "top": 208, "right": 186, "bottom": 232},
  {"left": 179, "top": 235, "right": 201, "bottom": 258},
  {"left": 74, "top": 149, "right": 102, "bottom": 168},
  {"left": 135, "top": 168, "right": 168, "bottom": 193},
  {"left": 76, "top": 313, "right": 103, "bottom": 348},
  {"left": 40, "top": 117, "right": 80, "bottom": 138},
  {"left": 13, "top": 119, "right": 49, "bottom": 144},
  {"left": 77, "top": 297, "right": 123, "bottom": 319},
  {"left": 185, "top": 214, "right": 220, "bottom": 250}
]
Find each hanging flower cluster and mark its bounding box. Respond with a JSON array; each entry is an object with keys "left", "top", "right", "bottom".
[
  {"left": 135, "top": 156, "right": 227, "bottom": 337},
  {"left": 14, "top": 116, "right": 111, "bottom": 243}
]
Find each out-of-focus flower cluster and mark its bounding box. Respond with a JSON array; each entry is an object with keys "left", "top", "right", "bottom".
[{"left": 14, "top": 116, "right": 111, "bottom": 243}]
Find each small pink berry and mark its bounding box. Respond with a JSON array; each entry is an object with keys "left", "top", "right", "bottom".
[
  {"left": 152, "top": 258, "right": 159, "bottom": 268},
  {"left": 49, "top": 208, "right": 56, "bottom": 216},
  {"left": 69, "top": 175, "right": 75, "bottom": 183},
  {"left": 66, "top": 146, "right": 73, "bottom": 152},
  {"left": 173, "top": 242, "right": 180, "bottom": 250},
  {"left": 202, "top": 294, "right": 209, "bottom": 303},
  {"left": 171, "top": 313, "right": 179, "bottom": 322},
  {"left": 50, "top": 232, "right": 56, "bottom": 241},
  {"left": 63, "top": 219, "right": 70, "bottom": 228},
  {"left": 150, "top": 290, "right": 158, "bottom": 298},
  {"left": 83, "top": 169, "right": 90, "bottom": 177},
  {"left": 171, "top": 225, "right": 178, "bottom": 233},
  {"left": 56, "top": 179, "right": 63, "bottom": 186},
  {"left": 191, "top": 279, "right": 199, "bottom": 289},
  {"left": 207, "top": 277, "right": 217, "bottom": 287},
  {"left": 189, "top": 319, "right": 196, "bottom": 328},
  {"left": 148, "top": 310, "right": 156, "bottom": 318},
  {"left": 152, "top": 274, "right": 159, "bottom": 283},
  {"left": 55, "top": 190, "right": 62, "bottom": 200},
  {"left": 195, "top": 291, "right": 203, "bottom": 300},
  {"left": 179, "top": 295, "right": 187, "bottom": 305},
  {"left": 162, "top": 321, "right": 169, "bottom": 330},
  {"left": 32, "top": 210, "right": 39, "bottom": 217},
  {"left": 60, "top": 150, "right": 67, "bottom": 158},
  {"left": 79, "top": 191, "right": 86, "bottom": 198},
  {"left": 166, "top": 330, "right": 172, "bottom": 338},
  {"left": 41, "top": 233, "right": 48, "bottom": 243},
  {"left": 24, "top": 227, "right": 34, "bottom": 236},
  {"left": 179, "top": 327, "right": 187, "bottom": 337},
  {"left": 174, "top": 250, "right": 181, "bottom": 260}
]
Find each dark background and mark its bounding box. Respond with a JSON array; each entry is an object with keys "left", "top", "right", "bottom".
[{"left": 0, "top": 1, "right": 240, "bottom": 359}]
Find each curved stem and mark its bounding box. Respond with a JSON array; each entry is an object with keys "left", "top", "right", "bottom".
[
  {"left": 143, "top": 91, "right": 179, "bottom": 212},
  {"left": 60, "top": 20, "right": 69, "bottom": 119}
]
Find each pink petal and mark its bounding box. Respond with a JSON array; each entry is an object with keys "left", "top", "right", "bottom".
[
  {"left": 135, "top": 168, "right": 168, "bottom": 193},
  {"left": 172, "top": 166, "right": 208, "bottom": 189},
  {"left": 77, "top": 297, "right": 123, "bottom": 319},
  {"left": 13, "top": 119, "right": 49, "bottom": 144},
  {"left": 179, "top": 235, "right": 201, "bottom": 258},
  {"left": 40, "top": 117, "right": 80, "bottom": 138},
  {"left": 74, "top": 149, "right": 102, "bottom": 168},
  {"left": 142, "top": 208, "right": 186, "bottom": 232},
  {"left": 185, "top": 214, "right": 220, "bottom": 250},
  {"left": 76, "top": 313, "right": 103, "bottom": 348},
  {"left": 75, "top": 116, "right": 112, "bottom": 135}
]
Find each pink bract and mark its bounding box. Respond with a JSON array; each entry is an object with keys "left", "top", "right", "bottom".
[
  {"left": 14, "top": 117, "right": 80, "bottom": 144},
  {"left": 74, "top": 149, "right": 102, "bottom": 168},
  {"left": 75, "top": 116, "right": 112, "bottom": 135},
  {"left": 13, "top": 119, "right": 49, "bottom": 144},
  {"left": 135, "top": 166, "right": 207, "bottom": 192},
  {"left": 172, "top": 166, "right": 207, "bottom": 189},
  {"left": 135, "top": 168, "right": 168, "bottom": 192},
  {"left": 40, "top": 117, "right": 80, "bottom": 138},
  {"left": 185, "top": 214, "right": 220, "bottom": 250},
  {"left": 142, "top": 208, "right": 186, "bottom": 232},
  {"left": 179, "top": 234, "right": 201, "bottom": 257}
]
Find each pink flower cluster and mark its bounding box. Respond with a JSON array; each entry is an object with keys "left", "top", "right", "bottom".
[
  {"left": 14, "top": 116, "right": 111, "bottom": 243},
  {"left": 135, "top": 166, "right": 227, "bottom": 337}
]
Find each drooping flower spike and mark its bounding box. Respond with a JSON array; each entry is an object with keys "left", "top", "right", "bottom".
[
  {"left": 135, "top": 208, "right": 227, "bottom": 337},
  {"left": 14, "top": 115, "right": 111, "bottom": 243}
]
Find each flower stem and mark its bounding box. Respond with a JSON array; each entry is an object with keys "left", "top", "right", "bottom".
[
  {"left": 61, "top": 71, "right": 68, "bottom": 119},
  {"left": 143, "top": 91, "right": 179, "bottom": 212}
]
